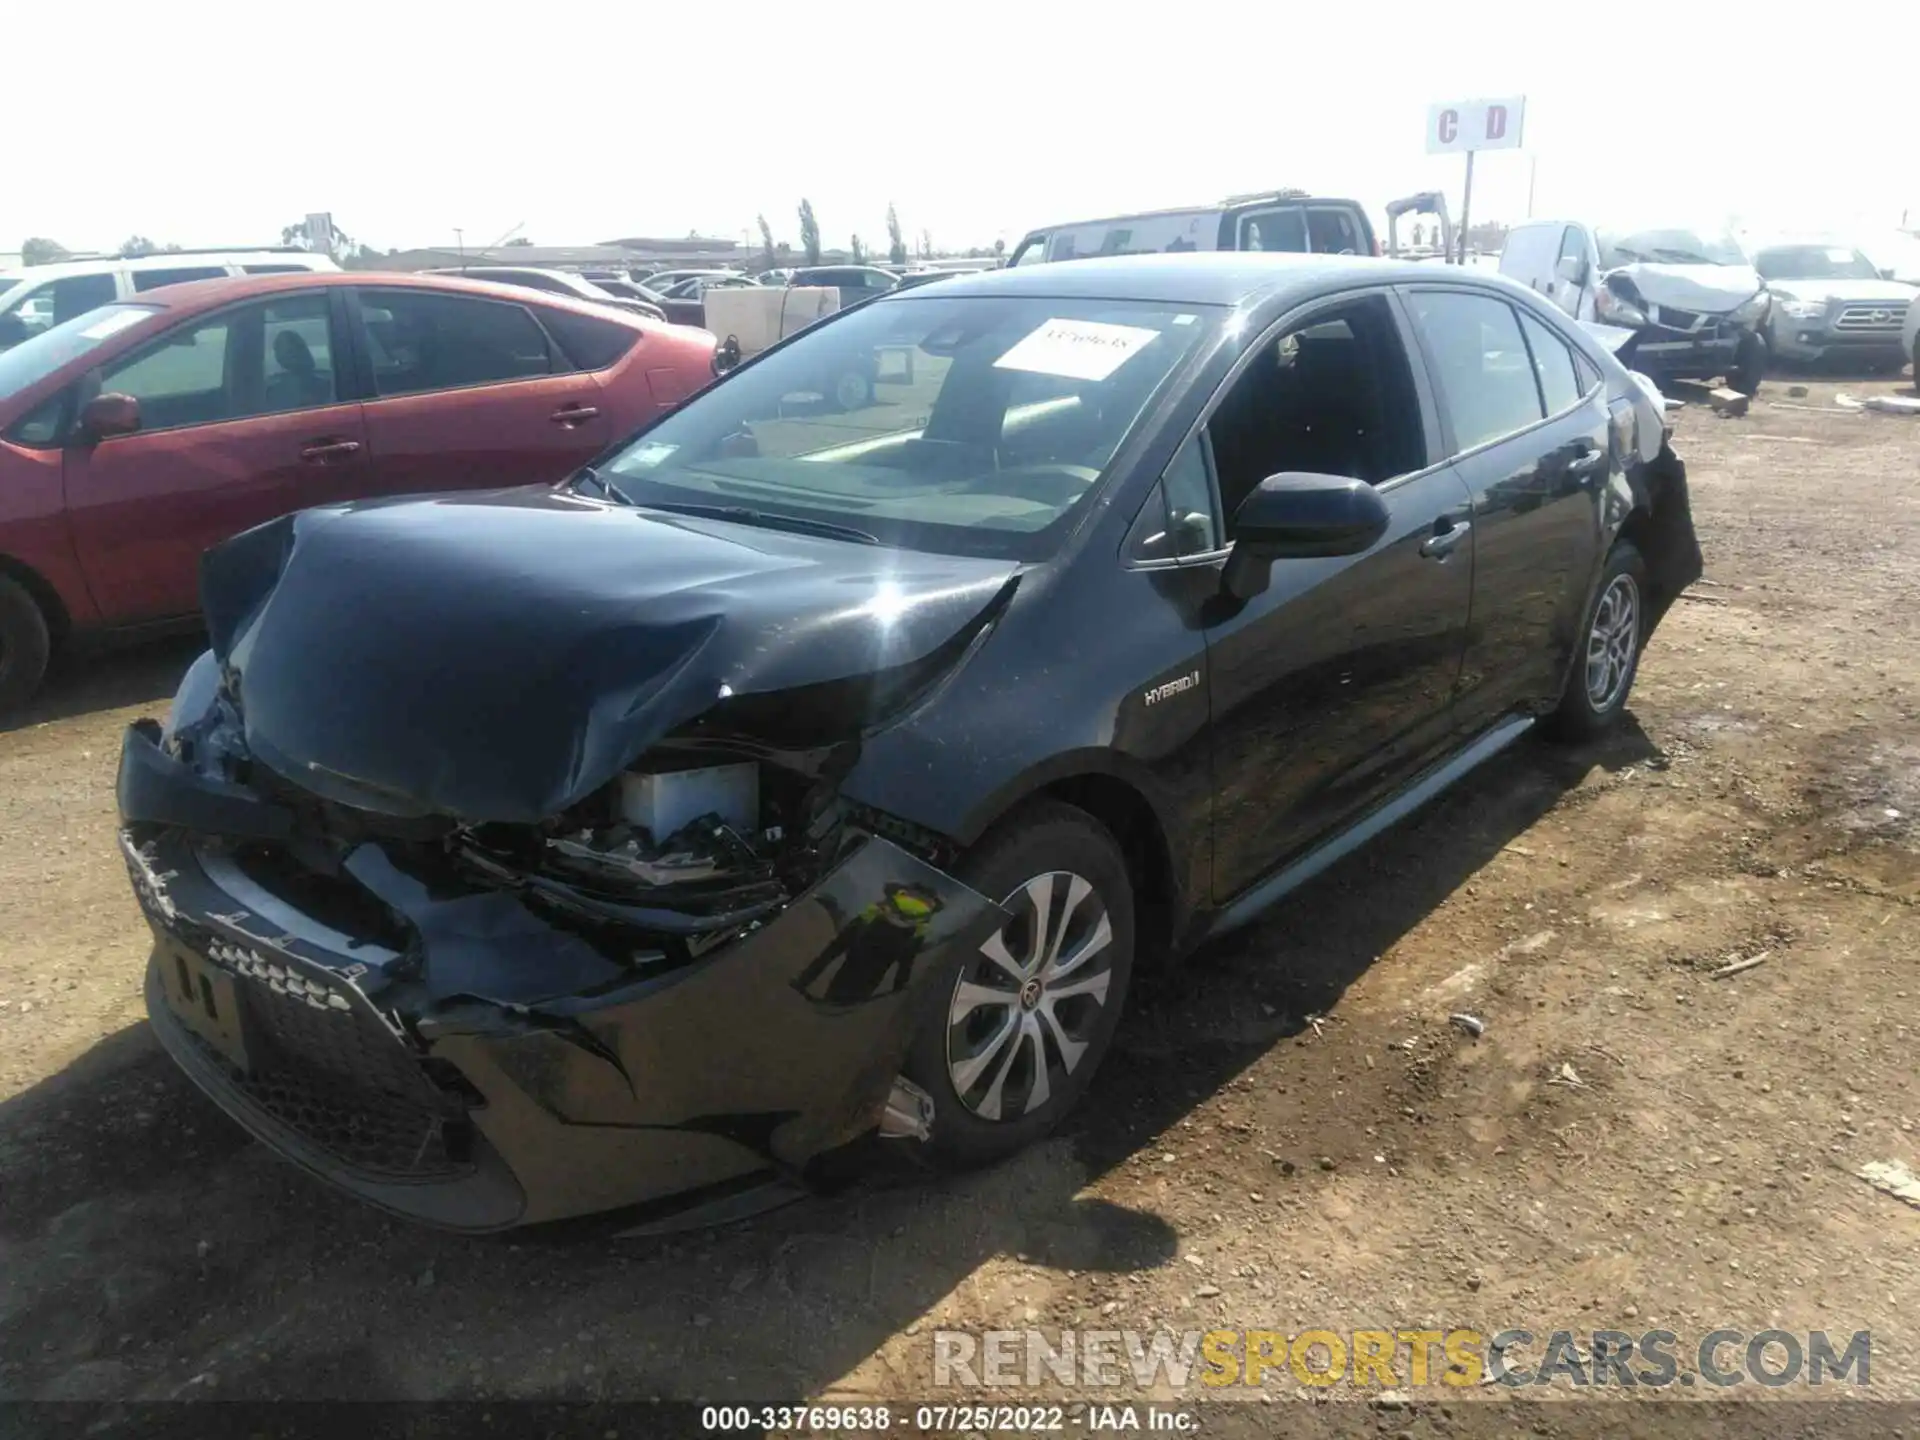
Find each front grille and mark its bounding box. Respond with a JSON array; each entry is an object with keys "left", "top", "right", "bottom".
[
  {"left": 1835, "top": 304, "right": 1902, "bottom": 332},
  {"left": 1652, "top": 304, "right": 1703, "bottom": 332},
  {"left": 151, "top": 907, "right": 473, "bottom": 1179},
  {"left": 179, "top": 1025, "right": 472, "bottom": 1177},
  {"left": 231, "top": 954, "right": 434, "bottom": 1105}
]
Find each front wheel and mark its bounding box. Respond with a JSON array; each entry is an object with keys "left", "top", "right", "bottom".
[
  {"left": 1546, "top": 540, "right": 1648, "bottom": 742},
  {"left": 0, "top": 574, "right": 52, "bottom": 715},
  {"left": 1729, "top": 332, "right": 1767, "bottom": 397},
  {"left": 901, "top": 801, "right": 1134, "bottom": 1170}
]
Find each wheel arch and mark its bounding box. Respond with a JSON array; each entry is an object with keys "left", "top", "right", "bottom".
[{"left": 955, "top": 752, "right": 1191, "bottom": 969}]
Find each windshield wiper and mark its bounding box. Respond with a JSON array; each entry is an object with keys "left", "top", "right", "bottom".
[
  {"left": 567, "top": 465, "right": 634, "bottom": 506},
  {"left": 1650, "top": 248, "right": 1716, "bottom": 264},
  {"left": 639, "top": 499, "right": 880, "bottom": 545}
]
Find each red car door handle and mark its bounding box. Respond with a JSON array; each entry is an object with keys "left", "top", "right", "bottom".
[
  {"left": 550, "top": 404, "right": 601, "bottom": 426},
  {"left": 299, "top": 439, "right": 362, "bottom": 462}
]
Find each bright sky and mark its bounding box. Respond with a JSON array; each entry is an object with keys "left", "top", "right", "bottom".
[{"left": 14, "top": 0, "right": 1917, "bottom": 257}]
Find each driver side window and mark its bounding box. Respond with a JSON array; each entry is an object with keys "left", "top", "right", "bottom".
[{"left": 1203, "top": 294, "right": 1427, "bottom": 537}]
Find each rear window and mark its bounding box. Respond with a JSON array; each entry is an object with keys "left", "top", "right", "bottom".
[
  {"left": 538, "top": 306, "right": 641, "bottom": 370},
  {"left": 131, "top": 267, "right": 229, "bottom": 292}
]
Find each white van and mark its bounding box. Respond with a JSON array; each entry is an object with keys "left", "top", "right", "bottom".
[
  {"left": 1006, "top": 192, "right": 1379, "bottom": 267},
  {"left": 0, "top": 250, "right": 340, "bottom": 349}
]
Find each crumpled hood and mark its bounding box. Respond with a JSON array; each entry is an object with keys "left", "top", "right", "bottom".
[
  {"left": 1605, "top": 262, "right": 1764, "bottom": 314},
  {"left": 204, "top": 488, "right": 1017, "bottom": 822},
  {"left": 1766, "top": 277, "right": 1917, "bottom": 306}
]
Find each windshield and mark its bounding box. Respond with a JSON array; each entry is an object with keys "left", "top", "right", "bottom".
[
  {"left": 1598, "top": 229, "right": 1746, "bottom": 268},
  {"left": 1753, "top": 245, "right": 1881, "bottom": 281},
  {"left": 0, "top": 304, "right": 157, "bottom": 404},
  {"left": 596, "top": 293, "right": 1219, "bottom": 560}
]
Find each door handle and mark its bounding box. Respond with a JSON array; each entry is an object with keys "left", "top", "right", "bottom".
[
  {"left": 550, "top": 404, "right": 601, "bottom": 426},
  {"left": 1420, "top": 518, "right": 1472, "bottom": 559},
  {"left": 299, "top": 439, "right": 361, "bottom": 463}
]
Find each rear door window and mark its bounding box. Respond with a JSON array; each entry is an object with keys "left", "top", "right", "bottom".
[
  {"left": 42, "top": 274, "right": 120, "bottom": 330},
  {"left": 354, "top": 290, "right": 554, "bottom": 397},
  {"left": 131, "top": 267, "right": 229, "bottom": 292},
  {"left": 1238, "top": 208, "right": 1307, "bottom": 252},
  {"left": 1307, "top": 207, "right": 1364, "bottom": 254},
  {"left": 1406, "top": 290, "right": 1546, "bottom": 454}
]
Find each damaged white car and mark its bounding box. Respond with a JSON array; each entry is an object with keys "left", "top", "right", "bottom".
[{"left": 1501, "top": 221, "right": 1770, "bottom": 395}]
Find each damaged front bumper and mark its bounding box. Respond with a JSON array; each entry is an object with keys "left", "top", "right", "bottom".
[{"left": 119, "top": 721, "right": 1001, "bottom": 1231}]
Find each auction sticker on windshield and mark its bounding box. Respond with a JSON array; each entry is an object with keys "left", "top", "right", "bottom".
[
  {"left": 994, "top": 318, "right": 1161, "bottom": 382},
  {"left": 623, "top": 441, "right": 678, "bottom": 469}
]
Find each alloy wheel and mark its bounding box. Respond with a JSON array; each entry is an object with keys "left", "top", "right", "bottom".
[
  {"left": 1585, "top": 572, "right": 1640, "bottom": 711},
  {"left": 944, "top": 871, "right": 1116, "bottom": 1121}
]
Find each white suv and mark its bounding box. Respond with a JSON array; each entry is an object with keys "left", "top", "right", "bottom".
[{"left": 0, "top": 250, "right": 340, "bottom": 349}]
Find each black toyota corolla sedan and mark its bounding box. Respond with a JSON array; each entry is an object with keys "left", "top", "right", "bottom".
[{"left": 118, "top": 253, "right": 1700, "bottom": 1231}]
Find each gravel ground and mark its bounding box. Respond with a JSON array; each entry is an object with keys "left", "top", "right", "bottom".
[{"left": 2, "top": 368, "right": 1916, "bottom": 1429}]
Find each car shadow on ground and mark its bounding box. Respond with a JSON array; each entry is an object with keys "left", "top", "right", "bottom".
[
  {"left": 1764, "top": 359, "right": 1914, "bottom": 388},
  {"left": 1, "top": 634, "right": 203, "bottom": 736},
  {"left": 0, "top": 721, "right": 1659, "bottom": 1403}
]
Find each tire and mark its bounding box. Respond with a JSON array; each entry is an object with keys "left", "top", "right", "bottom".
[
  {"left": 901, "top": 801, "right": 1135, "bottom": 1170},
  {"left": 0, "top": 574, "right": 52, "bottom": 716},
  {"left": 1546, "top": 540, "right": 1648, "bottom": 742},
  {"left": 830, "top": 367, "right": 874, "bottom": 411},
  {"left": 1729, "top": 332, "right": 1766, "bottom": 397}
]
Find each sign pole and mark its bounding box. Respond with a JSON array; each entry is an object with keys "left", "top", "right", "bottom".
[{"left": 1457, "top": 150, "right": 1475, "bottom": 265}]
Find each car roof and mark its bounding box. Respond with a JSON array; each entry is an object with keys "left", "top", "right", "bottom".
[
  {"left": 110, "top": 270, "right": 660, "bottom": 327},
  {"left": 0, "top": 252, "right": 327, "bottom": 285},
  {"left": 884, "top": 251, "right": 1479, "bottom": 308}
]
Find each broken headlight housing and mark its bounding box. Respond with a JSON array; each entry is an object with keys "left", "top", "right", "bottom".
[
  {"left": 1730, "top": 291, "right": 1770, "bottom": 327},
  {"left": 1594, "top": 280, "right": 1647, "bottom": 328},
  {"left": 161, "top": 650, "right": 223, "bottom": 746}
]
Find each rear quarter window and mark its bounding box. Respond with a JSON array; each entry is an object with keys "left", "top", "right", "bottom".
[{"left": 538, "top": 306, "right": 641, "bottom": 370}]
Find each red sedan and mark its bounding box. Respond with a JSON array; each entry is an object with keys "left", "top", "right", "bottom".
[{"left": 0, "top": 271, "right": 717, "bottom": 708}]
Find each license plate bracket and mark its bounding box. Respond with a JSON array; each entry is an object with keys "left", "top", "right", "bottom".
[{"left": 161, "top": 943, "right": 251, "bottom": 1072}]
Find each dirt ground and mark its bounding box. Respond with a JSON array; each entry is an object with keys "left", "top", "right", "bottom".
[{"left": 2, "top": 366, "right": 1917, "bottom": 1428}]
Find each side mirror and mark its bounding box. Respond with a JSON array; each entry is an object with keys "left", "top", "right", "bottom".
[
  {"left": 1880, "top": 267, "right": 1898, "bottom": 281},
  {"left": 80, "top": 392, "right": 142, "bottom": 441},
  {"left": 1221, "top": 472, "right": 1391, "bottom": 599},
  {"left": 1556, "top": 254, "right": 1590, "bottom": 287}
]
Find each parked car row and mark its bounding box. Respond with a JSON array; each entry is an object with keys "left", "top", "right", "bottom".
[
  {"left": 422, "top": 266, "right": 668, "bottom": 323},
  {"left": 1498, "top": 221, "right": 1917, "bottom": 391},
  {"left": 0, "top": 271, "right": 718, "bottom": 708}
]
